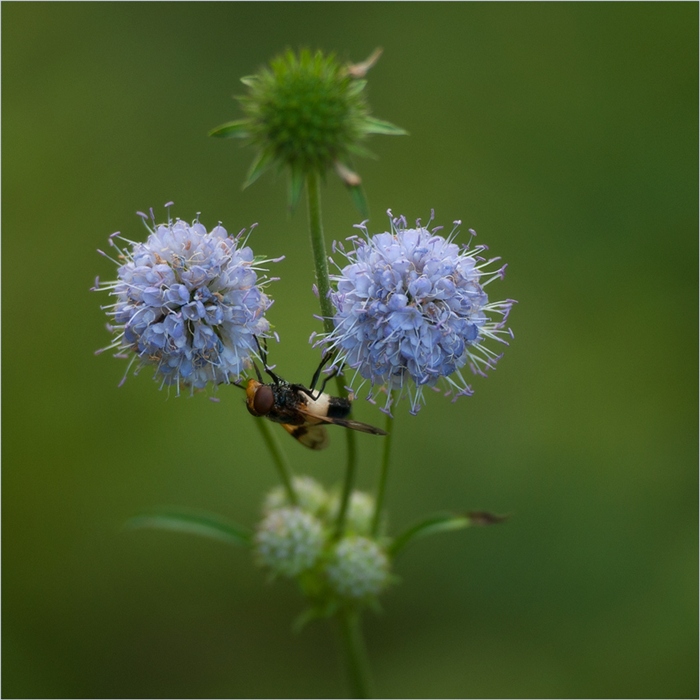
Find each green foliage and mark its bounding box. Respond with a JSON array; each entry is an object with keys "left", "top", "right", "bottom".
[
  {"left": 389, "top": 512, "right": 507, "bottom": 557},
  {"left": 124, "top": 509, "right": 252, "bottom": 547}
]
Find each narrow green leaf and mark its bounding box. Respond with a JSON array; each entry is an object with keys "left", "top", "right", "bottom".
[
  {"left": 124, "top": 508, "right": 252, "bottom": 547},
  {"left": 208, "top": 120, "right": 251, "bottom": 139},
  {"left": 389, "top": 511, "right": 507, "bottom": 557},
  {"left": 362, "top": 117, "right": 408, "bottom": 136},
  {"left": 347, "top": 142, "right": 377, "bottom": 160},
  {"left": 346, "top": 79, "right": 368, "bottom": 97},
  {"left": 348, "top": 182, "right": 370, "bottom": 219},
  {"left": 292, "top": 603, "right": 335, "bottom": 634},
  {"left": 243, "top": 149, "right": 276, "bottom": 188},
  {"left": 287, "top": 166, "right": 306, "bottom": 212}
]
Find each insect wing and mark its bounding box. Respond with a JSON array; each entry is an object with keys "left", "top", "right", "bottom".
[
  {"left": 296, "top": 404, "right": 387, "bottom": 436},
  {"left": 282, "top": 422, "right": 330, "bottom": 450}
]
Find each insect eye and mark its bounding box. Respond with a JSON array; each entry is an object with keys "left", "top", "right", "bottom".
[{"left": 253, "top": 385, "right": 274, "bottom": 416}]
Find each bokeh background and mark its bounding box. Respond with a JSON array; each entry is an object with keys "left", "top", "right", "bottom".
[{"left": 3, "top": 3, "right": 697, "bottom": 698}]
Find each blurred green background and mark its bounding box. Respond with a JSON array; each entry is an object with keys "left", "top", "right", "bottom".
[{"left": 3, "top": 3, "right": 697, "bottom": 698}]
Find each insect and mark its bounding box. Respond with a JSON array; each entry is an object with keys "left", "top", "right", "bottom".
[{"left": 241, "top": 341, "right": 387, "bottom": 450}]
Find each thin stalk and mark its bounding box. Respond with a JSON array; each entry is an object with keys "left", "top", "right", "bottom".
[
  {"left": 305, "top": 169, "right": 358, "bottom": 539},
  {"left": 306, "top": 169, "right": 335, "bottom": 333},
  {"left": 334, "top": 428, "right": 358, "bottom": 538},
  {"left": 371, "top": 403, "right": 396, "bottom": 536},
  {"left": 253, "top": 418, "right": 297, "bottom": 505},
  {"left": 337, "top": 608, "right": 374, "bottom": 699}
]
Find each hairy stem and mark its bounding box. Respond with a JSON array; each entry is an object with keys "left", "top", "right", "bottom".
[{"left": 253, "top": 418, "right": 297, "bottom": 505}]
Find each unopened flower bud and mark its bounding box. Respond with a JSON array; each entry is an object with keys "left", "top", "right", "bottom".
[
  {"left": 263, "top": 476, "right": 329, "bottom": 518},
  {"left": 210, "top": 49, "right": 406, "bottom": 213},
  {"left": 329, "top": 490, "right": 376, "bottom": 536},
  {"left": 254, "top": 507, "right": 325, "bottom": 578},
  {"left": 325, "top": 535, "right": 390, "bottom": 600}
]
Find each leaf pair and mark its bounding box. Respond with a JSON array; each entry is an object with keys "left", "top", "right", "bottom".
[{"left": 123, "top": 508, "right": 508, "bottom": 556}]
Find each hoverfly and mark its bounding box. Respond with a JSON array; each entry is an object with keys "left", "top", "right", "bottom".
[{"left": 241, "top": 340, "right": 386, "bottom": 450}]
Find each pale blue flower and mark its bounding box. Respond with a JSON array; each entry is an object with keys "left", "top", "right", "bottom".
[
  {"left": 94, "top": 206, "right": 279, "bottom": 392},
  {"left": 318, "top": 212, "right": 515, "bottom": 414}
]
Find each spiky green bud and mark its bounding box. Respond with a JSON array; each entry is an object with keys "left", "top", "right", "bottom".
[{"left": 210, "top": 48, "right": 406, "bottom": 214}]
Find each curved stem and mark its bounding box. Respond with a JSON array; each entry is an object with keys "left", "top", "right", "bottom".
[
  {"left": 305, "top": 170, "right": 358, "bottom": 538},
  {"left": 253, "top": 418, "right": 297, "bottom": 505},
  {"left": 337, "top": 608, "right": 374, "bottom": 698},
  {"left": 371, "top": 404, "right": 396, "bottom": 536}
]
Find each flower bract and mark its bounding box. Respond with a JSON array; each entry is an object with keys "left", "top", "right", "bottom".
[
  {"left": 94, "top": 207, "right": 279, "bottom": 393},
  {"left": 318, "top": 212, "right": 515, "bottom": 414}
]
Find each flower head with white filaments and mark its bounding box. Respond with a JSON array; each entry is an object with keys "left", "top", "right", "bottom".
[
  {"left": 326, "top": 536, "right": 391, "bottom": 600},
  {"left": 254, "top": 507, "right": 326, "bottom": 578},
  {"left": 316, "top": 211, "right": 515, "bottom": 415},
  {"left": 93, "top": 204, "right": 281, "bottom": 394},
  {"left": 254, "top": 483, "right": 392, "bottom": 604}
]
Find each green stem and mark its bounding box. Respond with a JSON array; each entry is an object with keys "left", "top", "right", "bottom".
[
  {"left": 371, "top": 403, "right": 396, "bottom": 536},
  {"left": 253, "top": 418, "right": 297, "bottom": 505},
  {"left": 337, "top": 608, "right": 374, "bottom": 698},
  {"left": 334, "top": 427, "right": 358, "bottom": 538},
  {"left": 306, "top": 170, "right": 335, "bottom": 334},
  {"left": 305, "top": 170, "right": 358, "bottom": 539}
]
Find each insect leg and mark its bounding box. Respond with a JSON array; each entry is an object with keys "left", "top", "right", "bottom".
[
  {"left": 249, "top": 359, "right": 264, "bottom": 383},
  {"left": 308, "top": 350, "right": 336, "bottom": 392},
  {"left": 254, "top": 336, "right": 280, "bottom": 384},
  {"left": 317, "top": 364, "right": 342, "bottom": 396},
  {"left": 254, "top": 335, "right": 268, "bottom": 364},
  {"left": 307, "top": 357, "right": 345, "bottom": 401}
]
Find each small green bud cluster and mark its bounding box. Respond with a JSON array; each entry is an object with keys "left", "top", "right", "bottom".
[{"left": 253, "top": 476, "right": 391, "bottom": 604}]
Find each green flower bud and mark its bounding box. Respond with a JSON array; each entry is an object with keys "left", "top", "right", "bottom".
[
  {"left": 254, "top": 507, "right": 325, "bottom": 578},
  {"left": 328, "top": 490, "right": 377, "bottom": 536},
  {"left": 263, "top": 476, "right": 329, "bottom": 518},
  {"left": 210, "top": 48, "right": 406, "bottom": 213},
  {"left": 325, "top": 535, "right": 390, "bottom": 600}
]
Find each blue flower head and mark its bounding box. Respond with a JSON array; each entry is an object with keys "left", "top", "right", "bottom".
[
  {"left": 318, "top": 212, "right": 515, "bottom": 415},
  {"left": 94, "top": 205, "right": 280, "bottom": 393}
]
